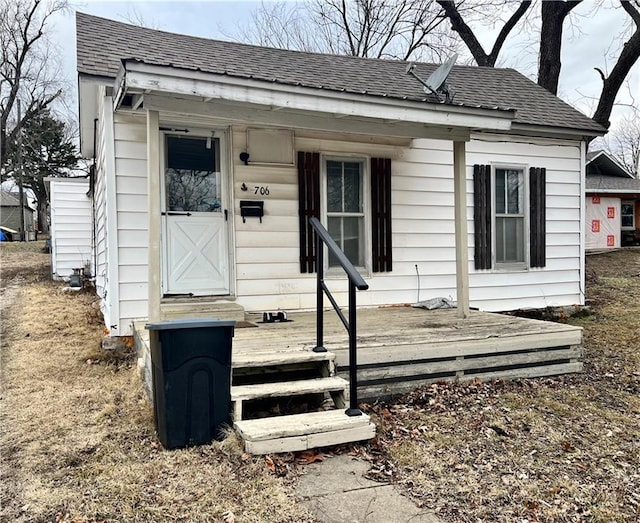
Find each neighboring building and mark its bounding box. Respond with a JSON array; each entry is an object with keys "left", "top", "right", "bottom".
[
  {"left": 46, "top": 177, "right": 93, "bottom": 279},
  {"left": 585, "top": 150, "right": 640, "bottom": 249},
  {"left": 0, "top": 190, "right": 35, "bottom": 241},
  {"left": 76, "top": 13, "right": 606, "bottom": 337}
]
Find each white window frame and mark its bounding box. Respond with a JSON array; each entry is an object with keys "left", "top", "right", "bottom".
[
  {"left": 492, "top": 163, "right": 529, "bottom": 271},
  {"left": 321, "top": 154, "right": 371, "bottom": 275},
  {"left": 621, "top": 200, "right": 635, "bottom": 230}
]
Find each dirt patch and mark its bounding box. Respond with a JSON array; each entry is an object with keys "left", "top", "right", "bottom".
[
  {"left": 0, "top": 243, "right": 314, "bottom": 523},
  {"left": 362, "top": 248, "right": 640, "bottom": 522}
]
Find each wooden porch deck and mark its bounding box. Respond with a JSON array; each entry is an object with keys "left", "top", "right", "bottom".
[
  {"left": 133, "top": 307, "right": 582, "bottom": 452},
  {"left": 235, "top": 307, "right": 583, "bottom": 399}
]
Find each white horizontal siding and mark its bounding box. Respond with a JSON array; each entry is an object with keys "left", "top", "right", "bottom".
[
  {"left": 233, "top": 130, "right": 584, "bottom": 313},
  {"left": 93, "top": 92, "right": 110, "bottom": 328},
  {"left": 97, "top": 116, "right": 584, "bottom": 333},
  {"left": 114, "top": 113, "right": 148, "bottom": 332},
  {"left": 466, "top": 135, "right": 583, "bottom": 310}
]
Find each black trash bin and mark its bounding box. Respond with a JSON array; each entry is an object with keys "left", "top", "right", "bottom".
[{"left": 145, "top": 318, "right": 235, "bottom": 449}]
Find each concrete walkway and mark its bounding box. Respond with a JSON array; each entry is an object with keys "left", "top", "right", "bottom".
[{"left": 296, "top": 455, "right": 443, "bottom": 523}]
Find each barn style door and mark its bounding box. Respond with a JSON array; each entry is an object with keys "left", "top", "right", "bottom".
[{"left": 161, "top": 134, "right": 229, "bottom": 296}]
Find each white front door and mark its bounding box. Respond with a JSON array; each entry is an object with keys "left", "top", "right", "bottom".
[{"left": 162, "top": 133, "right": 229, "bottom": 296}]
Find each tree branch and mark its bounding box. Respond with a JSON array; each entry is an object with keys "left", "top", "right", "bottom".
[
  {"left": 436, "top": 0, "right": 491, "bottom": 66},
  {"left": 488, "top": 1, "right": 532, "bottom": 64},
  {"left": 592, "top": 1, "right": 640, "bottom": 128}
]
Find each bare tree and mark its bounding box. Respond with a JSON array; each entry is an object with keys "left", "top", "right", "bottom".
[
  {"left": 438, "top": 0, "right": 640, "bottom": 129},
  {"left": 0, "top": 0, "right": 68, "bottom": 174},
  {"left": 592, "top": 1, "right": 640, "bottom": 129},
  {"left": 237, "top": 0, "right": 457, "bottom": 61}
]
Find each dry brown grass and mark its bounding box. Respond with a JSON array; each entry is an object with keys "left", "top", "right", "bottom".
[
  {"left": 364, "top": 249, "right": 640, "bottom": 522},
  {"left": 0, "top": 243, "right": 314, "bottom": 523},
  {"left": 0, "top": 240, "right": 50, "bottom": 284}
]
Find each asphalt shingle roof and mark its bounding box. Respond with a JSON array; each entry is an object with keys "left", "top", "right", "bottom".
[
  {"left": 586, "top": 175, "right": 640, "bottom": 193},
  {"left": 76, "top": 12, "right": 605, "bottom": 135}
]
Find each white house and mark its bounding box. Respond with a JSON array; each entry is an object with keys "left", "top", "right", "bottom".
[
  {"left": 75, "top": 13, "right": 608, "bottom": 452},
  {"left": 46, "top": 177, "right": 93, "bottom": 279},
  {"left": 585, "top": 150, "right": 640, "bottom": 249},
  {"left": 76, "top": 12, "right": 605, "bottom": 336}
]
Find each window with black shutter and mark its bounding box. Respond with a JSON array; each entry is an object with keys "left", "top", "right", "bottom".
[
  {"left": 473, "top": 163, "right": 546, "bottom": 270},
  {"left": 297, "top": 152, "right": 392, "bottom": 273}
]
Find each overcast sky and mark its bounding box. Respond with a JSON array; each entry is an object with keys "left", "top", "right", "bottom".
[{"left": 50, "top": 0, "right": 639, "bottom": 130}]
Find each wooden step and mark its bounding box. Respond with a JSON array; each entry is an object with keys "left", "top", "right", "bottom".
[
  {"left": 160, "top": 300, "right": 245, "bottom": 323},
  {"left": 231, "top": 376, "right": 348, "bottom": 420},
  {"left": 234, "top": 409, "right": 376, "bottom": 454},
  {"left": 232, "top": 349, "right": 335, "bottom": 369}
]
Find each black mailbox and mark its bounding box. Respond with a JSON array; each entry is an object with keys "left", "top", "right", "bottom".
[{"left": 240, "top": 200, "right": 264, "bottom": 223}]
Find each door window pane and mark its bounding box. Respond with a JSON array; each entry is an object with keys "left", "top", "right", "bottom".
[{"left": 166, "top": 136, "right": 221, "bottom": 212}]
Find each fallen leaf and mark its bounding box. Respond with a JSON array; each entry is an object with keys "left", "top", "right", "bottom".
[
  {"left": 264, "top": 456, "right": 275, "bottom": 472},
  {"left": 297, "top": 450, "right": 324, "bottom": 465}
]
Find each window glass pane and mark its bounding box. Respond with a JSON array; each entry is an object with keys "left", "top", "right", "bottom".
[
  {"left": 327, "top": 216, "right": 341, "bottom": 267},
  {"left": 496, "top": 218, "right": 505, "bottom": 261},
  {"left": 621, "top": 203, "right": 634, "bottom": 228},
  {"left": 327, "top": 161, "right": 342, "bottom": 212},
  {"left": 166, "top": 136, "right": 220, "bottom": 212},
  {"left": 343, "top": 216, "right": 364, "bottom": 266},
  {"left": 496, "top": 216, "right": 525, "bottom": 264},
  {"left": 327, "top": 216, "right": 364, "bottom": 267},
  {"left": 507, "top": 170, "right": 522, "bottom": 214},
  {"left": 495, "top": 170, "right": 506, "bottom": 214},
  {"left": 343, "top": 162, "right": 362, "bottom": 212}
]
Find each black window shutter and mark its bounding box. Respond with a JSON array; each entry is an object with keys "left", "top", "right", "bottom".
[
  {"left": 297, "top": 151, "right": 320, "bottom": 273},
  {"left": 529, "top": 167, "right": 546, "bottom": 268},
  {"left": 473, "top": 164, "right": 492, "bottom": 270},
  {"left": 371, "top": 157, "right": 392, "bottom": 272}
]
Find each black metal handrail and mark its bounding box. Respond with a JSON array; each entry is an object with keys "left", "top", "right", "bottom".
[{"left": 309, "top": 217, "right": 369, "bottom": 417}]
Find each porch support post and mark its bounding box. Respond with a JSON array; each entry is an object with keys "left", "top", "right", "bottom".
[
  {"left": 453, "top": 140, "right": 470, "bottom": 318},
  {"left": 147, "top": 109, "right": 161, "bottom": 323}
]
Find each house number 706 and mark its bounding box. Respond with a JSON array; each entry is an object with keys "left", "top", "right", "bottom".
[{"left": 254, "top": 186, "right": 270, "bottom": 196}]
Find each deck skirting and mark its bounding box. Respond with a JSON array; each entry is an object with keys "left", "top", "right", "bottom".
[{"left": 335, "top": 343, "right": 583, "bottom": 400}]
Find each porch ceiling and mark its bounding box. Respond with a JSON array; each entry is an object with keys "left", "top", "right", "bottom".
[{"left": 141, "top": 94, "right": 470, "bottom": 141}]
